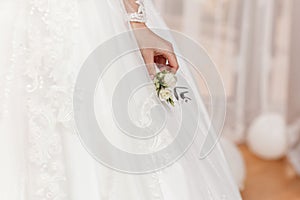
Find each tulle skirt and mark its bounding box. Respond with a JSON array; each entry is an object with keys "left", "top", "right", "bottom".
[{"left": 0, "top": 0, "right": 242, "bottom": 199}]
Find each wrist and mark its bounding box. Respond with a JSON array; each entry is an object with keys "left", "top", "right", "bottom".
[
  {"left": 126, "top": 0, "right": 147, "bottom": 25},
  {"left": 130, "top": 22, "right": 147, "bottom": 29}
]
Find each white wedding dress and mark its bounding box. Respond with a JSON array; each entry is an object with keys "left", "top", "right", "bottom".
[{"left": 0, "top": 0, "right": 242, "bottom": 199}]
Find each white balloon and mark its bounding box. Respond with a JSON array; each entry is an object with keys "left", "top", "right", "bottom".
[
  {"left": 221, "top": 138, "right": 246, "bottom": 190},
  {"left": 247, "top": 113, "right": 287, "bottom": 160}
]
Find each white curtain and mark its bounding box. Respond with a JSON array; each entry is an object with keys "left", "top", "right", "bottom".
[
  {"left": 287, "top": 0, "right": 300, "bottom": 175},
  {"left": 154, "top": 0, "right": 300, "bottom": 172}
]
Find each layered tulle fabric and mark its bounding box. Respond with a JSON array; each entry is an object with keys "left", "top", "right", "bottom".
[{"left": 0, "top": 0, "right": 241, "bottom": 199}]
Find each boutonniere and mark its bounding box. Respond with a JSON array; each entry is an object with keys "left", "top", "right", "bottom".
[{"left": 153, "top": 70, "right": 177, "bottom": 106}]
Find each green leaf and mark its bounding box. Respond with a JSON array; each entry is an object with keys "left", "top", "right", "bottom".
[{"left": 169, "top": 98, "right": 175, "bottom": 106}]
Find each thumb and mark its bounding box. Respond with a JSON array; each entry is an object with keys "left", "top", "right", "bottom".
[{"left": 142, "top": 51, "right": 156, "bottom": 79}]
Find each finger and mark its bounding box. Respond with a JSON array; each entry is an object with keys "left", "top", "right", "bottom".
[
  {"left": 157, "top": 64, "right": 173, "bottom": 72},
  {"left": 141, "top": 50, "right": 156, "bottom": 79},
  {"left": 154, "top": 55, "right": 167, "bottom": 65},
  {"left": 165, "top": 52, "right": 179, "bottom": 73},
  {"left": 154, "top": 55, "right": 168, "bottom": 72},
  {"left": 156, "top": 49, "right": 179, "bottom": 73},
  {"left": 158, "top": 65, "right": 169, "bottom": 71}
]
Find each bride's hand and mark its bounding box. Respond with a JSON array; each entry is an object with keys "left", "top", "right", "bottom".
[{"left": 131, "top": 22, "right": 179, "bottom": 79}]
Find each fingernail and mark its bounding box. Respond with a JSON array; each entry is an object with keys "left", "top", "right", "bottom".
[{"left": 150, "top": 75, "right": 154, "bottom": 80}]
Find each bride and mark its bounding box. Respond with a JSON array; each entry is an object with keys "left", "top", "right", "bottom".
[{"left": 0, "top": 0, "right": 242, "bottom": 199}]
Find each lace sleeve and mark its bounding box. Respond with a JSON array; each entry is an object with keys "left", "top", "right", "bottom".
[{"left": 123, "top": 0, "right": 147, "bottom": 23}]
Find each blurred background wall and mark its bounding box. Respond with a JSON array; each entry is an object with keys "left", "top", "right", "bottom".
[{"left": 153, "top": 0, "right": 300, "bottom": 199}]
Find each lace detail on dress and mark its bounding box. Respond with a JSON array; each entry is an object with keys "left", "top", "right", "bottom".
[{"left": 6, "top": 0, "right": 79, "bottom": 199}]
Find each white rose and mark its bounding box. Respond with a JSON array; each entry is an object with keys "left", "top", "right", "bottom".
[
  {"left": 159, "top": 88, "right": 173, "bottom": 101},
  {"left": 163, "top": 73, "right": 177, "bottom": 88},
  {"left": 158, "top": 72, "right": 164, "bottom": 79}
]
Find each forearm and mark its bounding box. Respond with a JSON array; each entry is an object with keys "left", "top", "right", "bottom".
[
  {"left": 123, "top": 0, "right": 179, "bottom": 77},
  {"left": 123, "top": 0, "right": 139, "bottom": 13}
]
